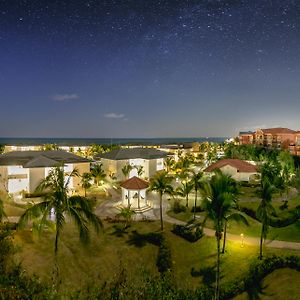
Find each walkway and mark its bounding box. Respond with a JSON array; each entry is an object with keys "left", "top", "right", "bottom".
[
  {"left": 102, "top": 189, "right": 300, "bottom": 251},
  {"left": 163, "top": 212, "right": 300, "bottom": 251}
]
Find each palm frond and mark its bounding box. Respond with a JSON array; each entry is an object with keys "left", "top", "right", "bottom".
[
  {"left": 18, "top": 201, "right": 51, "bottom": 229},
  {"left": 227, "top": 211, "right": 249, "bottom": 226}
]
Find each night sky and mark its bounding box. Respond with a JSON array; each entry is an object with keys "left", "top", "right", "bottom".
[{"left": 1, "top": 0, "right": 300, "bottom": 138}]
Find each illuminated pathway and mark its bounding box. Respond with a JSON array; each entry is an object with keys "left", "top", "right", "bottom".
[{"left": 163, "top": 214, "right": 300, "bottom": 251}]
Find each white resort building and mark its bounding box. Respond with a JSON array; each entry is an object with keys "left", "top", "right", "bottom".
[
  {"left": 0, "top": 150, "right": 90, "bottom": 196},
  {"left": 94, "top": 148, "right": 167, "bottom": 181}
]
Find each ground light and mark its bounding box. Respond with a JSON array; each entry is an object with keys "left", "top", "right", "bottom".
[{"left": 240, "top": 233, "right": 245, "bottom": 248}]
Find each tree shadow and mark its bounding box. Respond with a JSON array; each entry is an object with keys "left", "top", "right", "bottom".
[
  {"left": 245, "top": 277, "right": 271, "bottom": 300},
  {"left": 191, "top": 266, "right": 216, "bottom": 288},
  {"left": 110, "top": 224, "right": 128, "bottom": 237},
  {"left": 126, "top": 230, "right": 162, "bottom": 248}
]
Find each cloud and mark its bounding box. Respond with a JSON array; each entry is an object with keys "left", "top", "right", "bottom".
[
  {"left": 52, "top": 94, "right": 79, "bottom": 101},
  {"left": 104, "top": 112, "right": 125, "bottom": 119}
]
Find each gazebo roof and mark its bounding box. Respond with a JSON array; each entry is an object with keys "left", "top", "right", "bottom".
[{"left": 120, "top": 176, "right": 149, "bottom": 190}]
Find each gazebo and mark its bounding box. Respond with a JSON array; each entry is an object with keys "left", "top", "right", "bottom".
[{"left": 120, "top": 176, "right": 150, "bottom": 211}]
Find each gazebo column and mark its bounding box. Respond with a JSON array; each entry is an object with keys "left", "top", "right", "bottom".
[
  {"left": 127, "top": 190, "right": 130, "bottom": 208},
  {"left": 138, "top": 190, "right": 140, "bottom": 209}
]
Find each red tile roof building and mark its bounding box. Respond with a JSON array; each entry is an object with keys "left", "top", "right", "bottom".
[
  {"left": 239, "top": 128, "right": 300, "bottom": 155},
  {"left": 204, "top": 159, "right": 259, "bottom": 182}
]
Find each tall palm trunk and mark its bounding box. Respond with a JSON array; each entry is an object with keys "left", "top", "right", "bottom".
[
  {"left": 215, "top": 228, "right": 221, "bottom": 300},
  {"left": 186, "top": 194, "right": 189, "bottom": 207},
  {"left": 193, "top": 189, "right": 197, "bottom": 220},
  {"left": 53, "top": 227, "right": 60, "bottom": 289},
  {"left": 160, "top": 192, "right": 163, "bottom": 231},
  {"left": 259, "top": 224, "right": 264, "bottom": 260},
  {"left": 222, "top": 219, "right": 227, "bottom": 254}
]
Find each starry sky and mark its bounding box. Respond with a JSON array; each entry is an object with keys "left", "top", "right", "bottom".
[{"left": 1, "top": 0, "right": 300, "bottom": 138}]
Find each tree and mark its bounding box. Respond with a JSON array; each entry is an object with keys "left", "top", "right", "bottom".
[
  {"left": 81, "top": 172, "right": 92, "bottom": 196},
  {"left": 277, "top": 151, "right": 295, "bottom": 201},
  {"left": 221, "top": 211, "right": 248, "bottom": 254},
  {"left": 91, "top": 164, "right": 106, "bottom": 187},
  {"left": 164, "top": 157, "right": 175, "bottom": 173},
  {"left": 135, "top": 165, "right": 144, "bottom": 177},
  {"left": 0, "top": 196, "right": 6, "bottom": 222},
  {"left": 202, "top": 170, "right": 240, "bottom": 300},
  {"left": 149, "top": 171, "right": 173, "bottom": 231},
  {"left": 122, "top": 164, "right": 133, "bottom": 180},
  {"left": 116, "top": 206, "right": 136, "bottom": 228},
  {"left": 176, "top": 180, "right": 193, "bottom": 208},
  {"left": 190, "top": 171, "right": 204, "bottom": 220},
  {"left": 41, "top": 144, "right": 59, "bottom": 151},
  {"left": 256, "top": 178, "right": 275, "bottom": 260},
  {"left": 18, "top": 166, "right": 102, "bottom": 285}
]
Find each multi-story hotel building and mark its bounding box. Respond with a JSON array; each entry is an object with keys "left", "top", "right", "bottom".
[{"left": 239, "top": 128, "right": 300, "bottom": 155}]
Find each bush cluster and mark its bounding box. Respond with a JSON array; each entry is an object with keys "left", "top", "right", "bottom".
[
  {"left": 190, "top": 206, "right": 204, "bottom": 213},
  {"left": 172, "top": 224, "right": 203, "bottom": 242},
  {"left": 172, "top": 200, "right": 186, "bottom": 213},
  {"left": 156, "top": 235, "right": 172, "bottom": 274}
]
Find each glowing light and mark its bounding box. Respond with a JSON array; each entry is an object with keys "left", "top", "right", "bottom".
[{"left": 240, "top": 233, "right": 244, "bottom": 248}]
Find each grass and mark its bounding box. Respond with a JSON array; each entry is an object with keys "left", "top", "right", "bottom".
[
  {"left": 234, "top": 268, "right": 300, "bottom": 300},
  {"left": 168, "top": 188, "right": 300, "bottom": 242},
  {"left": 14, "top": 221, "right": 159, "bottom": 294},
  {"left": 13, "top": 220, "right": 300, "bottom": 296}
]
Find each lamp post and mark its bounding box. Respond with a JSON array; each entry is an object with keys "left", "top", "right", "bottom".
[{"left": 240, "top": 233, "right": 244, "bottom": 248}]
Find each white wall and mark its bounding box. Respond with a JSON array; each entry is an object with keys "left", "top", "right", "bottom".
[{"left": 7, "top": 166, "right": 29, "bottom": 193}]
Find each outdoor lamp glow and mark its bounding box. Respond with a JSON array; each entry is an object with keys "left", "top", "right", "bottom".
[{"left": 240, "top": 233, "right": 244, "bottom": 248}]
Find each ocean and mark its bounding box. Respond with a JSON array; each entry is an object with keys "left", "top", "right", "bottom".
[{"left": 0, "top": 137, "right": 228, "bottom": 146}]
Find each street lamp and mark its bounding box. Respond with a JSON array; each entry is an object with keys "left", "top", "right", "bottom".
[{"left": 240, "top": 233, "right": 244, "bottom": 248}]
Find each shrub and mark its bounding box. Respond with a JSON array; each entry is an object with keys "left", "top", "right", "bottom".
[
  {"left": 172, "top": 224, "right": 203, "bottom": 242},
  {"left": 172, "top": 199, "right": 186, "bottom": 213},
  {"left": 221, "top": 255, "right": 300, "bottom": 299},
  {"left": 191, "top": 206, "right": 204, "bottom": 213},
  {"left": 156, "top": 236, "right": 172, "bottom": 274}
]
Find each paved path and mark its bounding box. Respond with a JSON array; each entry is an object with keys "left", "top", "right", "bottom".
[
  {"left": 163, "top": 212, "right": 300, "bottom": 251},
  {"left": 100, "top": 189, "right": 300, "bottom": 251}
]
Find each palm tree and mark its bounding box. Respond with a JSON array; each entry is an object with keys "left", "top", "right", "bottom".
[
  {"left": 202, "top": 170, "right": 239, "bottom": 300},
  {"left": 122, "top": 164, "right": 133, "bottom": 180},
  {"left": 91, "top": 164, "right": 106, "bottom": 187},
  {"left": 18, "top": 166, "right": 102, "bottom": 284},
  {"left": 135, "top": 165, "right": 144, "bottom": 177},
  {"left": 81, "top": 172, "right": 92, "bottom": 196},
  {"left": 164, "top": 156, "right": 175, "bottom": 173},
  {"left": 176, "top": 180, "right": 193, "bottom": 208},
  {"left": 256, "top": 178, "right": 275, "bottom": 260},
  {"left": 149, "top": 171, "right": 173, "bottom": 231},
  {"left": 116, "top": 206, "right": 136, "bottom": 228},
  {"left": 190, "top": 171, "right": 204, "bottom": 220},
  {"left": 0, "top": 196, "right": 6, "bottom": 222},
  {"left": 221, "top": 211, "right": 248, "bottom": 254}
]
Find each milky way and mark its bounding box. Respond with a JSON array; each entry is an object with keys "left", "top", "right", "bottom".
[{"left": 1, "top": 1, "right": 300, "bottom": 138}]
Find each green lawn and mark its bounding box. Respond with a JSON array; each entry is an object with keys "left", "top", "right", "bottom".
[
  {"left": 13, "top": 220, "right": 300, "bottom": 296},
  {"left": 234, "top": 268, "right": 300, "bottom": 300},
  {"left": 168, "top": 188, "right": 300, "bottom": 243}
]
